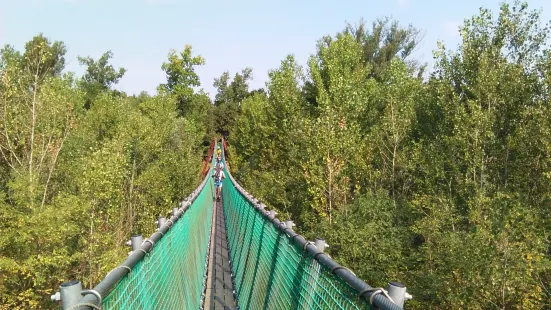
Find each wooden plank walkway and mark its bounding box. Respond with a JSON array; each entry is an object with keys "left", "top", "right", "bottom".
[{"left": 204, "top": 197, "right": 237, "bottom": 310}]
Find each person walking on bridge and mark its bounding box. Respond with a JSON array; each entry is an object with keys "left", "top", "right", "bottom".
[
  {"left": 216, "top": 145, "right": 222, "bottom": 158},
  {"left": 212, "top": 165, "right": 225, "bottom": 201},
  {"left": 215, "top": 158, "right": 224, "bottom": 173}
]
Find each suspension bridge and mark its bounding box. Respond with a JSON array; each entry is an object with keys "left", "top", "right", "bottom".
[{"left": 49, "top": 139, "right": 411, "bottom": 310}]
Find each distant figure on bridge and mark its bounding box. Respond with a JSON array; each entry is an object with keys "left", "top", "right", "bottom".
[
  {"left": 212, "top": 165, "right": 225, "bottom": 201},
  {"left": 216, "top": 145, "right": 222, "bottom": 158},
  {"left": 215, "top": 157, "right": 224, "bottom": 174}
]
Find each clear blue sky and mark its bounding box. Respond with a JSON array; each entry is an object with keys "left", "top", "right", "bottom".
[{"left": 1, "top": 0, "right": 550, "bottom": 98}]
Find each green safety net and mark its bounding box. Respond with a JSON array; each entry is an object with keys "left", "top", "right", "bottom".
[
  {"left": 221, "top": 161, "right": 373, "bottom": 310},
  {"left": 87, "top": 142, "right": 379, "bottom": 310},
  {"left": 100, "top": 148, "right": 216, "bottom": 309}
]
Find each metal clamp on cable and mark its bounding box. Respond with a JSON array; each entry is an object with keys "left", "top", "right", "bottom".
[
  {"left": 82, "top": 289, "right": 102, "bottom": 306},
  {"left": 359, "top": 287, "right": 395, "bottom": 306},
  {"left": 66, "top": 289, "right": 103, "bottom": 310},
  {"left": 166, "top": 219, "right": 174, "bottom": 228},
  {"left": 143, "top": 238, "right": 155, "bottom": 252},
  {"left": 138, "top": 249, "right": 148, "bottom": 256}
]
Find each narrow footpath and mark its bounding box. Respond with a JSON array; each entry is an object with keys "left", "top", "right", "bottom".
[{"left": 204, "top": 197, "right": 237, "bottom": 310}]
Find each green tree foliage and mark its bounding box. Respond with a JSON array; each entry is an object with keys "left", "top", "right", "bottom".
[
  {"left": 22, "top": 33, "right": 67, "bottom": 80},
  {"left": 212, "top": 68, "right": 254, "bottom": 137},
  {"left": 231, "top": 56, "right": 308, "bottom": 223},
  {"left": 78, "top": 51, "right": 126, "bottom": 108},
  {"left": 2, "top": 1, "right": 551, "bottom": 309},
  {"left": 0, "top": 36, "right": 205, "bottom": 309},
  {"left": 160, "top": 45, "right": 207, "bottom": 118},
  {"left": 0, "top": 41, "right": 79, "bottom": 210},
  {"left": 343, "top": 17, "right": 426, "bottom": 79},
  {"left": 406, "top": 2, "right": 551, "bottom": 307},
  {"left": 305, "top": 34, "right": 369, "bottom": 225},
  {"left": 230, "top": 1, "right": 551, "bottom": 308},
  {"left": 159, "top": 46, "right": 213, "bottom": 145},
  {"left": 303, "top": 17, "right": 424, "bottom": 113}
]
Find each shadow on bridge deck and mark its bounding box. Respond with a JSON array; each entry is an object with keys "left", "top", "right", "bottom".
[{"left": 204, "top": 196, "right": 237, "bottom": 310}]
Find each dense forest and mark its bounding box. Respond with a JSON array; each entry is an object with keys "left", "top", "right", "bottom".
[{"left": 1, "top": 0, "right": 551, "bottom": 309}]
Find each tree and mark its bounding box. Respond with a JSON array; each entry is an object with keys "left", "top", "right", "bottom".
[
  {"left": 303, "top": 18, "right": 425, "bottom": 116},
  {"left": 212, "top": 68, "right": 253, "bottom": 137},
  {"left": 0, "top": 35, "right": 207, "bottom": 309},
  {"left": 78, "top": 51, "right": 126, "bottom": 108},
  {"left": 22, "top": 33, "right": 66, "bottom": 80},
  {"left": 0, "top": 39, "right": 79, "bottom": 209},
  {"left": 408, "top": 1, "right": 551, "bottom": 307},
  {"left": 343, "top": 17, "right": 426, "bottom": 79},
  {"left": 230, "top": 2, "right": 551, "bottom": 308},
  {"left": 213, "top": 68, "right": 252, "bottom": 106},
  {"left": 305, "top": 34, "right": 367, "bottom": 225},
  {"left": 231, "top": 55, "right": 310, "bottom": 225},
  {"left": 0, "top": 37, "right": 81, "bottom": 308},
  {"left": 160, "top": 45, "right": 205, "bottom": 117}
]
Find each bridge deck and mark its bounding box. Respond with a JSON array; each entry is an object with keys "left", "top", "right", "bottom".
[{"left": 204, "top": 197, "right": 237, "bottom": 310}]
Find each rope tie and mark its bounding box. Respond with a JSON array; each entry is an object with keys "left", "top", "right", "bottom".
[
  {"left": 358, "top": 287, "right": 395, "bottom": 306},
  {"left": 105, "top": 265, "right": 132, "bottom": 278},
  {"left": 330, "top": 265, "right": 356, "bottom": 276},
  {"left": 302, "top": 241, "right": 314, "bottom": 251},
  {"left": 166, "top": 219, "right": 174, "bottom": 228}
]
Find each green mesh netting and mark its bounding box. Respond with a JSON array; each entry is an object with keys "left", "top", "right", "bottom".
[
  {"left": 222, "top": 163, "right": 373, "bottom": 310},
  {"left": 100, "top": 151, "right": 216, "bottom": 309},
  {"left": 92, "top": 141, "right": 376, "bottom": 310}
]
